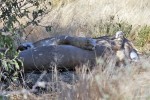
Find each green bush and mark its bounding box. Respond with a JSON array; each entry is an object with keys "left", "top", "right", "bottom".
[
  {"left": 0, "top": 0, "right": 52, "bottom": 83},
  {"left": 93, "top": 16, "right": 132, "bottom": 37},
  {"left": 0, "top": 51, "right": 23, "bottom": 83},
  {"left": 136, "top": 26, "right": 150, "bottom": 47}
]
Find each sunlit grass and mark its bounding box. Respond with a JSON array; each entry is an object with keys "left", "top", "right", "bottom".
[{"left": 0, "top": 0, "right": 150, "bottom": 100}]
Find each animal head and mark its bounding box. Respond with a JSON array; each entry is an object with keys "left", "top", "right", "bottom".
[
  {"left": 113, "top": 31, "right": 139, "bottom": 65},
  {"left": 115, "top": 31, "right": 125, "bottom": 40},
  {"left": 110, "top": 31, "right": 124, "bottom": 50},
  {"left": 17, "top": 42, "right": 34, "bottom": 51}
]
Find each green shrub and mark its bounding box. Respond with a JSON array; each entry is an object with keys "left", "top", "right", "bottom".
[
  {"left": 0, "top": 0, "right": 51, "bottom": 83},
  {"left": 0, "top": 50, "right": 23, "bottom": 83},
  {"left": 93, "top": 16, "right": 132, "bottom": 37},
  {"left": 136, "top": 26, "right": 150, "bottom": 47}
]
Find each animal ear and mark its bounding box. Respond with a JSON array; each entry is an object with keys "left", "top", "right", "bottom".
[
  {"left": 115, "top": 31, "right": 124, "bottom": 39},
  {"left": 17, "top": 42, "right": 34, "bottom": 52},
  {"left": 17, "top": 45, "right": 27, "bottom": 51}
]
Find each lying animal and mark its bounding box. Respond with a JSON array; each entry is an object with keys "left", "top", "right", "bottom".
[
  {"left": 17, "top": 36, "right": 96, "bottom": 51},
  {"left": 19, "top": 45, "right": 111, "bottom": 71},
  {"left": 17, "top": 31, "right": 139, "bottom": 72}
]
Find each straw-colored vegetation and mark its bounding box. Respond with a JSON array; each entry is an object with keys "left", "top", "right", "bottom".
[
  {"left": 2, "top": 57, "right": 150, "bottom": 100},
  {"left": 24, "top": 0, "right": 150, "bottom": 53},
  {"left": 0, "top": 0, "right": 150, "bottom": 100}
]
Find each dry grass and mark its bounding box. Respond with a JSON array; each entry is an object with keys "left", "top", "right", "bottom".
[
  {"left": 41, "top": 0, "right": 150, "bottom": 34},
  {"left": 23, "top": 0, "right": 150, "bottom": 53},
  {"left": 56, "top": 56, "right": 150, "bottom": 100},
  {"left": 1, "top": 0, "right": 150, "bottom": 100},
  {"left": 1, "top": 56, "right": 150, "bottom": 100},
  {"left": 1, "top": 0, "right": 150, "bottom": 41}
]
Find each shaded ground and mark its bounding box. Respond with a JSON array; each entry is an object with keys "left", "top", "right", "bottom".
[{"left": 0, "top": 54, "right": 150, "bottom": 100}]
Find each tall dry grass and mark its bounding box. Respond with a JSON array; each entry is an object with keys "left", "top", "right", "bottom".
[
  {"left": 55, "top": 56, "right": 150, "bottom": 100},
  {"left": 47, "top": 0, "right": 150, "bottom": 26},
  {"left": 24, "top": 0, "right": 150, "bottom": 45},
  {"left": 2, "top": 56, "right": 150, "bottom": 100},
  {"left": 1, "top": 0, "right": 150, "bottom": 41},
  {"left": 1, "top": 0, "right": 150, "bottom": 99},
  {"left": 21, "top": 0, "right": 150, "bottom": 54},
  {"left": 38, "top": 0, "right": 150, "bottom": 34}
]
